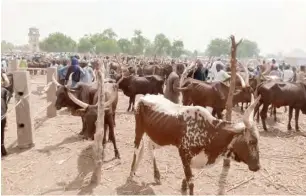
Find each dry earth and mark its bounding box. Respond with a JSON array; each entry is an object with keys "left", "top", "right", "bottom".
[{"left": 2, "top": 74, "right": 306, "bottom": 195}]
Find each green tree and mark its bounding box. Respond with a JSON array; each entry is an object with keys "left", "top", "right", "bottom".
[
  {"left": 171, "top": 40, "right": 184, "bottom": 58},
  {"left": 237, "top": 39, "right": 260, "bottom": 58},
  {"left": 1, "top": 40, "right": 14, "bottom": 52},
  {"left": 153, "top": 33, "right": 171, "bottom": 56},
  {"left": 95, "top": 39, "right": 119, "bottom": 54},
  {"left": 117, "top": 38, "right": 132, "bottom": 54},
  {"left": 131, "top": 30, "right": 147, "bottom": 55},
  {"left": 39, "top": 32, "right": 77, "bottom": 52},
  {"left": 205, "top": 38, "right": 230, "bottom": 56},
  {"left": 77, "top": 36, "right": 94, "bottom": 53},
  {"left": 102, "top": 28, "right": 117, "bottom": 40}
]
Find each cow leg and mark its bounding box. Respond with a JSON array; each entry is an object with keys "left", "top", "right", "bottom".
[
  {"left": 216, "top": 110, "right": 223, "bottom": 119},
  {"left": 128, "top": 115, "right": 145, "bottom": 180},
  {"left": 79, "top": 117, "right": 85, "bottom": 136},
  {"left": 260, "top": 104, "right": 269, "bottom": 131},
  {"left": 284, "top": 106, "right": 287, "bottom": 113},
  {"left": 127, "top": 97, "right": 132, "bottom": 112},
  {"left": 273, "top": 106, "right": 277, "bottom": 122},
  {"left": 240, "top": 102, "right": 244, "bottom": 112},
  {"left": 287, "top": 106, "right": 293, "bottom": 130},
  {"left": 131, "top": 95, "right": 136, "bottom": 112},
  {"left": 179, "top": 150, "right": 194, "bottom": 195},
  {"left": 295, "top": 108, "right": 300, "bottom": 131},
  {"left": 254, "top": 101, "right": 262, "bottom": 123},
  {"left": 269, "top": 105, "right": 273, "bottom": 117},
  {"left": 1, "top": 119, "right": 7, "bottom": 156},
  {"left": 107, "top": 113, "right": 120, "bottom": 159},
  {"left": 113, "top": 113, "right": 116, "bottom": 127},
  {"left": 148, "top": 140, "right": 161, "bottom": 184}
]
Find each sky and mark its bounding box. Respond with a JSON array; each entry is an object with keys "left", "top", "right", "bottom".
[{"left": 1, "top": 0, "right": 306, "bottom": 55}]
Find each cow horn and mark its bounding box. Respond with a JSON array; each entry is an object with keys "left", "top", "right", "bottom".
[
  {"left": 236, "top": 73, "right": 246, "bottom": 88},
  {"left": 52, "top": 73, "right": 62, "bottom": 87},
  {"left": 116, "top": 74, "right": 125, "bottom": 84},
  {"left": 243, "top": 94, "right": 261, "bottom": 129},
  {"left": 67, "top": 90, "right": 89, "bottom": 109},
  {"left": 243, "top": 64, "right": 250, "bottom": 86},
  {"left": 177, "top": 87, "right": 189, "bottom": 91}
]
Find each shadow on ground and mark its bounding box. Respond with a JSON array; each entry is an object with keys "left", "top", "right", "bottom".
[{"left": 116, "top": 179, "right": 155, "bottom": 195}]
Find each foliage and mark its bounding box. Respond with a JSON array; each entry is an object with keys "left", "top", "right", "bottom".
[
  {"left": 1, "top": 40, "right": 15, "bottom": 52},
  {"left": 1, "top": 28, "right": 262, "bottom": 58},
  {"left": 205, "top": 38, "right": 260, "bottom": 58},
  {"left": 39, "top": 32, "right": 77, "bottom": 52}
]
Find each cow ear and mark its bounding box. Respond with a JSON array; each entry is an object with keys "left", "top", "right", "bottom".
[{"left": 71, "top": 109, "right": 86, "bottom": 116}]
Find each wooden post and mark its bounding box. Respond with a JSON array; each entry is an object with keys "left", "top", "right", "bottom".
[
  {"left": 46, "top": 67, "right": 57, "bottom": 118},
  {"left": 13, "top": 71, "right": 34, "bottom": 149},
  {"left": 218, "top": 35, "right": 242, "bottom": 195},
  {"left": 91, "top": 67, "right": 105, "bottom": 184}
]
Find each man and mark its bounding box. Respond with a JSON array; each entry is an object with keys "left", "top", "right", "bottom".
[
  {"left": 58, "top": 59, "right": 68, "bottom": 85},
  {"left": 164, "top": 63, "right": 185, "bottom": 104},
  {"left": 210, "top": 58, "right": 225, "bottom": 80},
  {"left": 269, "top": 66, "right": 282, "bottom": 78},
  {"left": 283, "top": 64, "right": 294, "bottom": 82},
  {"left": 65, "top": 57, "right": 83, "bottom": 87},
  {"left": 19, "top": 57, "right": 27, "bottom": 69},
  {"left": 296, "top": 65, "right": 306, "bottom": 83},
  {"left": 79, "top": 60, "right": 95, "bottom": 83},
  {"left": 214, "top": 63, "right": 231, "bottom": 83},
  {"left": 1, "top": 59, "right": 7, "bottom": 72},
  {"left": 192, "top": 59, "right": 208, "bottom": 81}
]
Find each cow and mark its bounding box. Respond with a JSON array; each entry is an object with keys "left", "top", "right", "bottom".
[
  {"left": 1, "top": 87, "right": 10, "bottom": 156},
  {"left": 114, "top": 73, "right": 164, "bottom": 111},
  {"left": 254, "top": 81, "right": 306, "bottom": 131},
  {"left": 53, "top": 74, "right": 123, "bottom": 137},
  {"left": 128, "top": 93, "right": 261, "bottom": 195},
  {"left": 65, "top": 82, "right": 120, "bottom": 159},
  {"left": 179, "top": 72, "right": 252, "bottom": 119}
]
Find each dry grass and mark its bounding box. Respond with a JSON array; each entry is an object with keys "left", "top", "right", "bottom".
[{"left": 2, "top": 75, "right": 306, "bottom": 195}]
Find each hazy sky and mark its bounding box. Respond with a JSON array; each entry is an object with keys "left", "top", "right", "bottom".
[{"left": 1, "top": 0, "right": 306, "bottom": 54}]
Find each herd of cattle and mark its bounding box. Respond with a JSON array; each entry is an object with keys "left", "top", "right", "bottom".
[{"left": 1, "top": 57, "right": 306, "bottom": 194}]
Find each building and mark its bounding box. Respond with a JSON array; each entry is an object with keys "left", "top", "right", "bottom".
[
  {"left": 28, "top": 27, "right": 40, "bottom": 52},
  {"left": 284, "top": 49, "right": 306, "bottom": 68}
]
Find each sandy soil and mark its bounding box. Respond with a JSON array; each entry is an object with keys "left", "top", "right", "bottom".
[{"left": 2, "top": 74, "right": 306, "bottom": 195}]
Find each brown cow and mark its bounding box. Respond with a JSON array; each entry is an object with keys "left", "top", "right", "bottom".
[
  {"left": 128, "top": 94, "right": 261, "bottom": 195},
  {"left": 255, "top": 80, "right": 306, "bottom": 131}
]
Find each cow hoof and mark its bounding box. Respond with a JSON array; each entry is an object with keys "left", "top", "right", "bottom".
[
  {"left": 115, "top": 150, "right": 120, "bottom": 159},
  {"left": 287, "top": 125, "right": 292, "bottom": 130},
  {"left": 1, "top": 148, "right": 7, "bottom": 156},
  {"left": 78, "top": 131, "right": 84, "bottom": 136},
  {"left": 181, "top": 179, "right": 187, "bottom": 191},
  {"left": 296, "top": 128, "right": 300, "bottom": 132},
  {"left": 154, "top": 178, "right": 161, "bottom": 185}
]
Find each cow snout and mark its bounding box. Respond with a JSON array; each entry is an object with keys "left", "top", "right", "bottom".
[
  {"left": 249, "top": 164, "right": 260, "bottom": 172},
  {"left": 55, "top": 105, "right": 62, "bottom": 110}
]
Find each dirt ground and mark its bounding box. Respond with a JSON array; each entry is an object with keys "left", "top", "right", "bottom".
[{"left": 2, "top": 74, "right": 306, "bottom": 195}]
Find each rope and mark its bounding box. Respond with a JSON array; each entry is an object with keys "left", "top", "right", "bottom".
[{"left": 1, "top": 93, "right": 31, "bottom": 120}]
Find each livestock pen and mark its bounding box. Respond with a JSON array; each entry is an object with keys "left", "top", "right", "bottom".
[{"left": 1, "top": 65, "right": 306, "bottom": 195}]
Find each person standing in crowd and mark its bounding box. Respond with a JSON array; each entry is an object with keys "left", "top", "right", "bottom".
[
  {"left": 214, "top": 63, "right": 231, "bottom": 83},
  {"left": 79, "top": 60, "right": 95, "bottom": 83},
  {"left": 296, "top": 65, "right": 306, "bottom": 83},
  {"left": 283, "top": 64, "right": 294, "bottom": 82},
  {"left": 191, "top": 59, "right": 208, "bottom": 81},
  {"left": 1, "top": 58, "right": 7, "bottom": 72},
  {"left": 269, "top": 66, "right": 282, "bottom": 78},
  {"left": 58, "top": 59, "right": 69, "bottom": 85},
  {"left": 50, "top": 60, "right": 57, "bottom": 67},
  {"left": 19, "top": 57, "right": 27, "bottom": 69},
  {"left": 210, "top": 58, "right": 225, "bottom": 80},
  {"left": 164, "top": 63, "right": 185, "bottom": 104},
  {"left": 65, "top": 56, "right": 83, "bottom": 87}
]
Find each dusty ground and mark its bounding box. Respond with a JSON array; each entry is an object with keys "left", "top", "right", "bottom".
[{"left": 2, "top": 74, "right": 306, "bottom": 195}]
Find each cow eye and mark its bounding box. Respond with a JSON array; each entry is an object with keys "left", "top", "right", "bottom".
[{"left": 249, "top": 140, "right": 257, "bottom": 145}]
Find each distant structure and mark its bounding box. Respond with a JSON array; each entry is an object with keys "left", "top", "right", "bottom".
[{"left": 28, "top": 27, "right": 40, "bottom": 52}]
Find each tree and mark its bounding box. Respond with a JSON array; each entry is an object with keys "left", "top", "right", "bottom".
[
  {"left": 117, "top": 38, "right": 132, "bottom": 54},
  {"left": 153, "top": 33, "right": 171, "bottom": 56},
  {"left": 205, "top": 38, "right": 230, "bottom": 56},
  {"left": 1, "top": 40, "right": 14, "bottom": 52},
  {"left": 39, "top": 32, "right": 77, "bottom": 52},
  {"left": 78, "top": 36, "right": 94, "bottom": 53},
  {"left": 131, "top": 29, "right": 147, "bottom": 55},
  {"left": 102, "top": 28, "right": 117, "bottom": 40},
  {"left": 171, "top": 40, "right": 184, "bottom": 58},
  {"left": 237, "top": 39, "right": 260, "bottom": 58}
]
